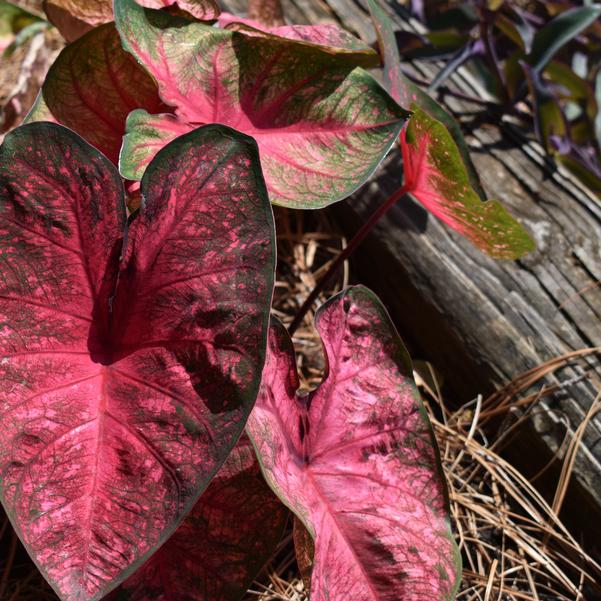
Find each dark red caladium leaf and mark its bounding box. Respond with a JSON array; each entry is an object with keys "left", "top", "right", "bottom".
[
  {"left": 0, "top": 122, "right": 275, "bottom": 601},
  {"left": 109, "top": 436, "right": 288, "bottom": 601},
  {"left": 26, "top": 23, "right": 163, "bottom": 165},
  {"left": 44, "top": 0, "right": 220, "bottom": 42},
  {"left": 401, "top": 107, "right": 535, "bottom": 259},
  {"left": 115, "top": 0, "right": 406, "bottom": 208},
  {"left": 246, "top": 286, "right": 461, "bottom": 601}
]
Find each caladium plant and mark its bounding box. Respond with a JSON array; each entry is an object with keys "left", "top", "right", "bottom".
[
  {"left": 0, "top": 0, "right": 551, "bottom": 597},
  {"left": 114, "top": 0, "right": 407, "bottom": 208},
  {"left": 247, "top": 286, "right": 461, "bottom": 601},
  {"left": 0, "top": 121, "right": 275, "bottom": 600}
]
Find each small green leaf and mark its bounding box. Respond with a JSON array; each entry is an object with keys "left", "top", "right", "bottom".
[
  {"left": 545, "top": 60, "right": 598, "bottom": 121},
  {"left": 120, "top": 110, "right": 192, "bottom": 180},
  {"left": 522, "top": 60, "right": 567, "bottom": 151},
  {"left": 495, "top": 14, "right": 526, "bottom": 49}
]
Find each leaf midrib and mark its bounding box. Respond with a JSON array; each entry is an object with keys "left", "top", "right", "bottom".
[{"left": 304, "top": 467, "right": 382, "bottom": 601}]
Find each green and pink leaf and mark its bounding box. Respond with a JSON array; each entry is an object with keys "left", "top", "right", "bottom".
[
  {"left": 120, "top": 110, "right": 192, "bottom": 181},
  {"left": 365, "top": 0, "right": 486, "bottom": 199},
  {"left": 115, "top": 0, "right": 407, "bottom": 208},
  {"left": 401, "top": 107, "right": 535, "bottom": 259},
  {"left": 366, "top": 0, "right": 533, "bottom": 258}
]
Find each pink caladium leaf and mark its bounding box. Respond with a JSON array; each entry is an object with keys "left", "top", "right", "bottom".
[
  {"left": 0, "top": 122, "right": 275, "bottom": 601},
  {"left": 26, "top": 23, "right": 163, "bottom": 165},
  {"left": 246, "top": 286, "right": 461, "bottom": 601},
  {"left": 44, "top": 0, "right": 220, "bottom": 42},
  {"left": 115, "top": 0, "right": 406, "bottom": 208},
  {"left": 401, "top": 107, "right": 535, "bottom": 259},
  {"left": 109, "top": 436, "right": 288, "bottom": 601}
]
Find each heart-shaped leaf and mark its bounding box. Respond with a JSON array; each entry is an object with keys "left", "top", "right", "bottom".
[
  {"left": 26, "top": 23, "right": 163, "bottom": 165},
  {"left": 0, "top": 122, "right": 275, "bottom": 601},
  {"left": 246, "top": 286, "right": 461, "bottom": 601},
  {"left": 115, "top": 0, "right": 407, "bottom": 208},
  {"left": 110, "top": 436, "right": 288, "bottom": 601},
  {"left": 401, "top": 106, "right": 535, "bottom": 259},
  {"left": 44, "top": 0, "right": 220, "bottom": 42}
]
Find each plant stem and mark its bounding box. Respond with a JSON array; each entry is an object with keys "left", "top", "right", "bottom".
[
  {"left": 479, "top": 12, "right": 509, "bottom": 105},
  {"left": 288, "top": 185, "right": 410, "bottom": 335}
]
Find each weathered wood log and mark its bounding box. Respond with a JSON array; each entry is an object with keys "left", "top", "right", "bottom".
[{"left": 223, "top": 0, "right": 601, "bottom": 551}]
